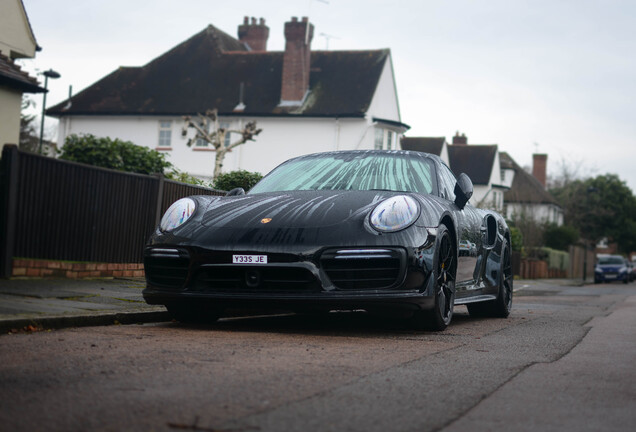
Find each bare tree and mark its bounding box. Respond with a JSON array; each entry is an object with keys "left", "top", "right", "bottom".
[
  {"left": 181, "top": 109, "right": 262, "bottom": 180},
  {"left": 547, "top": 156, "right": 597, "bottom": 190}
]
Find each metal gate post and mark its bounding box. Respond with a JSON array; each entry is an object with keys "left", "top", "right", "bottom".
[{"left": 0, "top": 145, "right": 19, "bottom": 278}]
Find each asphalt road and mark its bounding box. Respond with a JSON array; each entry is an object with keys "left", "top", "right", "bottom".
[{"left": 1, "top": 280, "right": 634, "bottom": 432}]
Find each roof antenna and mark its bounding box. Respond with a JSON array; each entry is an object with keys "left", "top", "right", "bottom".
[
  {"left": 319, "top": 32, "right": 339, "bottom": 50},
  {"left": 306, "top": 0, "right": 329, "bottom": 44}
]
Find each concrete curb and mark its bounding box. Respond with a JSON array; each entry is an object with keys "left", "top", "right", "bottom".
[{"left": 0, "top": 310, "right": 171, "bottom": 334}]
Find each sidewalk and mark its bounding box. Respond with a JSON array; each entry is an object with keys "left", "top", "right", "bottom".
[
  {"left": 0, "top": 276, "right": 587, "bottom": 334},
  {"left": 0, "top": 277, "right": 169, "bottom": 334}
]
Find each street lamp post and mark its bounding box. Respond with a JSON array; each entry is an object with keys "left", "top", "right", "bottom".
[{"left": 38, "top": 69, "right": 61, "bottom": 154}]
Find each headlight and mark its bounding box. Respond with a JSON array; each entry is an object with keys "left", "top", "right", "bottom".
[
  {"left": 160, "top": 198, "right": 196, "bottom": 231},
  {"left": 370, "top": 195, "right": 419, "bottom": 233}
]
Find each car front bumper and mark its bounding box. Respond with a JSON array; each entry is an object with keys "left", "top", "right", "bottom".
[
  {"left": 595, "top": 271, "right": 628, "bottom": 282},
  {"left": 142, "top": 244, "right": 437, "bottom": 313}
]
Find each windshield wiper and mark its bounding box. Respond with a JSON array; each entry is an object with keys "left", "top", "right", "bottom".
[{"left": 369, "top": 188, "right": 410, "bottom": 193}]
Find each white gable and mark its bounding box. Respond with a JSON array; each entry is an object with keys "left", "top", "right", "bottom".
[{"left": 0, "top": 0, "right": 38, "bottom": 59}]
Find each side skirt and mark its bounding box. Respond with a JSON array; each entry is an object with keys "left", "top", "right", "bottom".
[{"left": 454, "top": 294, "right": 497, "bottom": 305}]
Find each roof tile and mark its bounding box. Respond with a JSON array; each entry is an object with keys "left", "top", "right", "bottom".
[{"left": 0, "top": 53, "right": 44, "bottom": 93}]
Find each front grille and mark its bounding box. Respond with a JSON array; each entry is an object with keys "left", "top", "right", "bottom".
[
  {"left": 144, "top": 248, "right": 190, "bottom": 289},
  {"left": 191, "top": 265, "right": 320, "bottom": 293},
  {"left": 321, "top": 248, "right": 404, "bottom": 290}
]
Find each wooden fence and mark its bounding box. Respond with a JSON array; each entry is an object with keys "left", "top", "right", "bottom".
[
  {"left": 0, "top": 145, "right": 225, "bottom": 277},
  {"left": 568, "top": 245, "right": 596, "bottom": 281},
  {"left": 512, "top": 246, "right": 595, "bottom": 280}
]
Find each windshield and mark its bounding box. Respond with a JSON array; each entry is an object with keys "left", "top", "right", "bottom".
[
  {"left": 598, "top": 256, "right": 625, "bottom": 265},
  {"left": 250, "top": 152, "right": 436, "bottom": 195}
]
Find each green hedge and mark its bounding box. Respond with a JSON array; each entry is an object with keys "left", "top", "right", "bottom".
[{"left": 541, "top": 247, "right": 570, "bottom": 271}]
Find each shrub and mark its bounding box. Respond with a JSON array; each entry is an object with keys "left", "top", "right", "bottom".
[
  {"left": 59, "top": 134, "right": 172, "bottom": 175},
  {"left": 509, "top": 226, "right": 523, "bottom": 252},
  {"left": 213, "top": 170, "right": 263, "bottom": 191},
  {"left": 544, "top": 224, "right": 579, "bottom": 251},
  {"left": 541, "top": 247, "right": 570, "bottom": 271},
  {"left": 165, "top": 169, "right": 206, "bottom": 186}
]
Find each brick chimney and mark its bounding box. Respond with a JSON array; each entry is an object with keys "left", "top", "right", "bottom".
[
  {"left": 532, "top": 153, "right": 547, "bottom": 188},
  {"left": 280, "top": 17, "right": 313, "bottom": 105},
  {"left": 238, "top": 17, "right": 269, "bottom": 52},
  {"left": 452, "top": 132, "right": 467, "bottom": 145}
]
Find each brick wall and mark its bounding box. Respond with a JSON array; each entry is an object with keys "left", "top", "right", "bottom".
[{"left": 12, "top": 259, "right": 144, "bottom": 279}]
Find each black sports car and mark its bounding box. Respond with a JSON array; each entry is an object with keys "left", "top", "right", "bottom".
[{"left": 143, "top": 150, "right": 513, "bottom": 330}]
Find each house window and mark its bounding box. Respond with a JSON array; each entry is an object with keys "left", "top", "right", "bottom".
[
  {"left": 220, "top": 121, "right": 232, "bottom": 147},
  {"left": 194, "top": 121, "right": 231, "bottom": 149},
  {"left": 374, "top": 128, "right": 397, "bottom": 150},
  {"left": 158, "top": 120, "right": 172, "bottom": 149},
  {"left": 374, "top": 128, "right": 384, "bottom": 150},
  {"left": 494, "top": 191, "right": 501, "bottom": 210},
  {"left": 500, "top": 169, "right": 505, "bottom": 183},
  {"left": 195, "top": 121, "right": 208, "bottom": 147}
]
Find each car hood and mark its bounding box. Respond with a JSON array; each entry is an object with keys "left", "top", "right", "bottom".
[
  {"left": 199, "top": 190, "right": 395, "bottom": 229},
  {"left": 151, "top": 190, "right": 447, "bottom": 251}
]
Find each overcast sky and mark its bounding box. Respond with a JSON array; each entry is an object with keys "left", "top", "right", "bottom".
[{"left": 19, "top": 0, "right": 636, "bottom": 192}]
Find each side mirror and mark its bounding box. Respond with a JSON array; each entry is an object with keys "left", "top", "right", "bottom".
[
  {"left": 454, "top": 173, "right": 473, "bottom": 209},
  {"left": 226, "top": 187, "right": 246, "bottom": 196}
]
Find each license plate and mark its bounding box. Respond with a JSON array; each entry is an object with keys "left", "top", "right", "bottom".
[
  {"left": 232, "top": 255, "right": 268, "bottom": 264},
  {"left": 605, "top": 273, "right": 616, "bottom": 279}
]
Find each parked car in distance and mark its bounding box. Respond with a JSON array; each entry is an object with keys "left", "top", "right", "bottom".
[
  {"left": 143, "top": 150, "right": 513, "bottom": 331},
  {"left": 594, "top": 255, "right": 630, "bottom": 284}
]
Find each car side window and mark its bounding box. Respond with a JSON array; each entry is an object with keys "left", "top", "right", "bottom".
[{"left": 438, "top": 164, "right": 457, "bottom": 202}]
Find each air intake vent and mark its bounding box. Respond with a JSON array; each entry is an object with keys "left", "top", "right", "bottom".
[
  {"left": 192, "top": 265, "right": 320, "bottom": 293},
  {"left": 144, "top": 248, "right": 190, "bottom": 289},
  {"left": 320, "top": 248, "right": 405, "bottom": 290}
]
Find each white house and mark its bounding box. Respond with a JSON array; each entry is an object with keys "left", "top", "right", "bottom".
[
  {"left": 401, "top": 133, "right": 508, "bottom": 211},
  {"left": 0, "top": 0, "right": 44, "bottom": 152},
  {"left": 48, "top": 17, "right": 408, "bottom": 180}
]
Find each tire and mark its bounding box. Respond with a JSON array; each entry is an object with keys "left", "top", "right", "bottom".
[
  {"left": 467, "top": 238, "right": 513, "bottom": 318},
  {"left": 166, "top": 302, "right": 222, "bottom": 324},
  {"left": 411, "top": 224, "right": 456, "bottom": 331}
]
